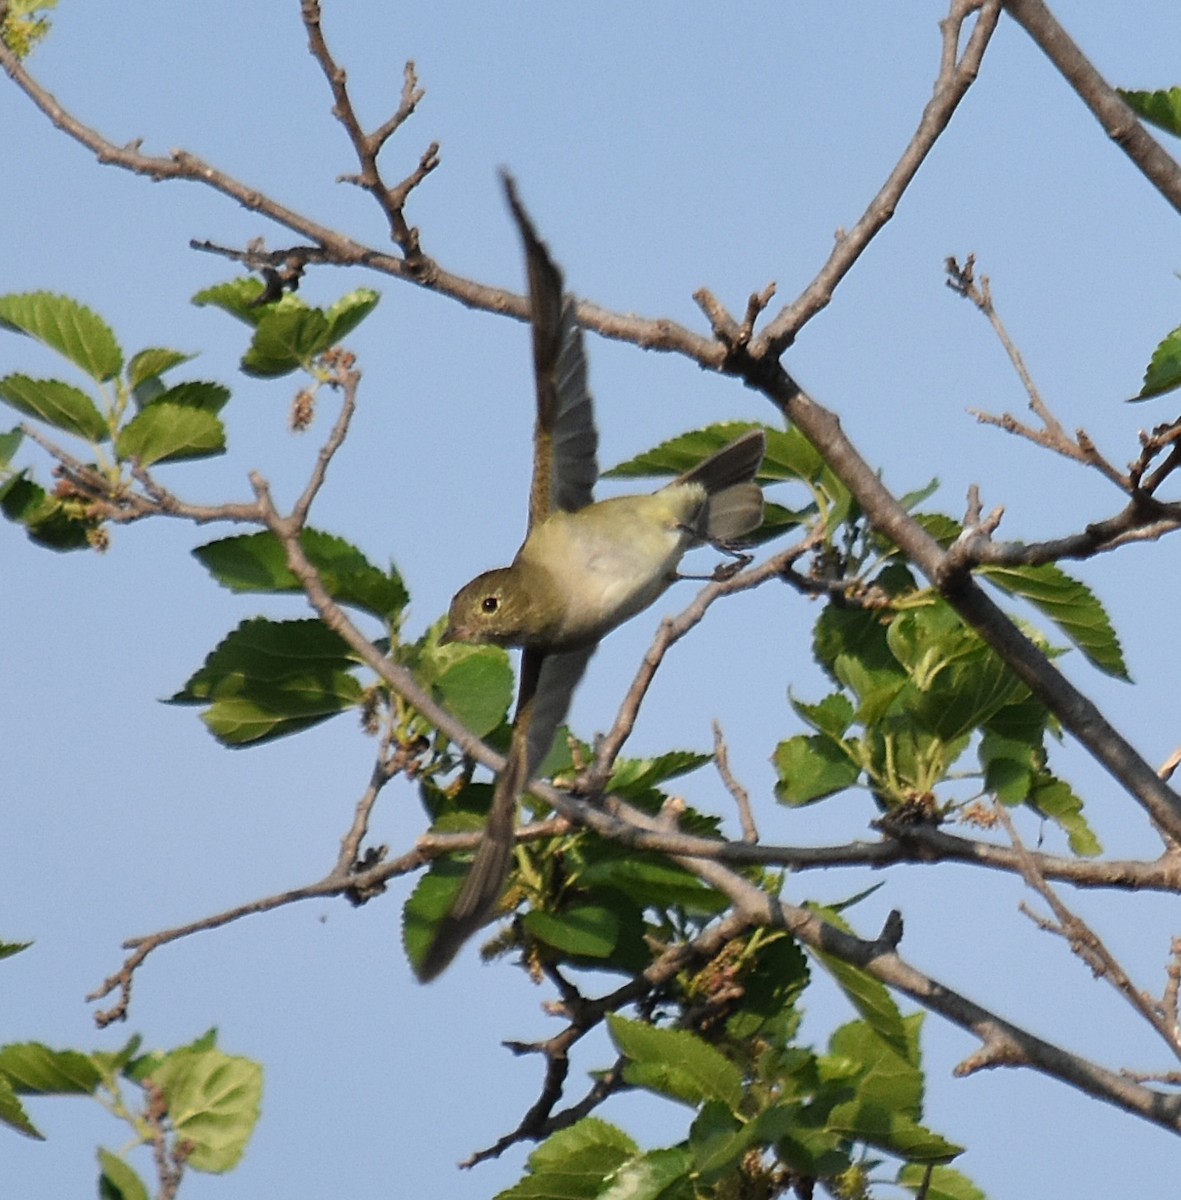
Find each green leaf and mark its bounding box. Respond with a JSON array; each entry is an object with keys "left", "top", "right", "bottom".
[
  {"left": 146, "top": 1046, "right": 262, "bottom": 1172},
  {"left": 1118, "top": 86, "right": 1181, "bottom": 138},
  {"left": 979, "top": 732, "right": 1037, "bottom": 804},
  {"left": 897, "top": 1162, "right": 986, "bottom": 1200},
  {"left": 0, "top": 375, "right": 108, "bottom": 441},
  {"left": 97, "top": 1149, "right": 150, "bottom": 1200},
  {"left": 0, "top": 939, "right": 32, "bottom": 961},
  {"left": 0, "top": 1042, "right": 102, "bottom": 1094},
  {"left": 0, "top": 292, "right": 122, "bottom": 381},
  {"left": 0, "top": 474, "right": 96, "bottom": 551},
  {"left": 144, "top": 380, "right": 231, "bottom": 414},
  {"left": 607, "top": 1015, "right": 744, "bottom": 1112},
  {"left": 499, "top": 1119, "right": 639, "bottom": 1200},
  {"left": 523, "top": 904, "right": 620, "bottom": 958},
  {"left": 241, "top": 304, "right": 329, "bottom": 377},
  {"left": 774, "top": 734, "right": 861, "bottom": 806},
  {"left": 192, "top": 278, "right": 271, "bottom": 326},
  {"left": 1133, "top": 323, "right": 1181, "bottom": 401},
  {"left": 1029, "top": 775, "right": 1102, "bottom": 856},
  {"left": 608, "top": 751, "right": 712, "bottom": 797},
  {"left": 170, "top": 617, "right": 364, "bottom": 747},
  {"left": 0, "top": 1074, "right": 42, "bottom": 1140},
  {"left": 116, "top": 403, "right": 225, "bottom": 465},
  {"left": 193, "top": 529, "right": 409, "bottom": 621},
  {"left": 829, "top": 1016, "right": 924, "bottom": 1115},
  {"left": 127, "top": 347, "right": 195, "bottom": 391},
  {"left": 322, "top": 287, "right": 381, "bottom": 344},
  {"left": 601, "top": 1147, "right": 693, "bottom": 1200},
  {"left": 0, "top": 426, "right": 22, "bottom": 466},
  {"left": 604, "top": 421, "right": 822, "bottom": 487},
  {"left": 577, "top": 853, "right": 728, "bottom": 916},
  {"left": 826, "top": 1102, "right": 961, "bottom": 1161},
  {"left": 433, "top": 647, "right": 514, "bottom": 739},
  {"left": 982, "top": 563, "right": 1128, "bottom": 679},
  {"left": 689, "top": 1102, "right": 758, "bottom": 1183},
  {"left": 791, "top": 692, "right": 855, "bottom": 740},
  {"left": 809, "top": 913, "right": 909, "bottom": 1058}
]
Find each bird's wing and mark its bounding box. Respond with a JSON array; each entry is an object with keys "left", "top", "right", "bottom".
[
  {"left": 502, "top": 172, "right": 598, "bottom": 529},
  {"left": 416, "top": 643, "right": 594, "bottom": 982}
]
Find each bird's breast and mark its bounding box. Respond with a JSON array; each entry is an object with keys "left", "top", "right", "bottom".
[{"left": 518, "top": 487, "right": 706, "bottom": 645}]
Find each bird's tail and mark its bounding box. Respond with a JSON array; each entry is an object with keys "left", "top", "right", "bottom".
[{"left": 676, "top": 428, "right": 766, "bottom": 544}]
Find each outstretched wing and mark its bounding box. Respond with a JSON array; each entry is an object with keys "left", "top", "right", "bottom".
[
  {"left": 416, "top": 179, "right": 600, "bottom": 982},
  {"left": 415, "top": 642, "right": 594, "bottom": 982},
  {"left": 502, "top": 172, "right": 598, "bottom": 529}
]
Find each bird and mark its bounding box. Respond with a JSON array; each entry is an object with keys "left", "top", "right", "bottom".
[{"left": 416, "top": 175, "right": 765, "bottom": 981}]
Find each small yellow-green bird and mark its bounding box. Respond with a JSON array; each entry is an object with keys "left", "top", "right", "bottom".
[{"left": 417, "top": 176, "right": 765, "bottom": 980}]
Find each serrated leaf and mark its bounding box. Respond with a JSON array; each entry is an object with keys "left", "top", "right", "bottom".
[
  {"left": 241, "top": 305, "right": 329, "bottom": 377},
  {"left": 827, "top": 1102, "right": 961, "bottom": 1161},
  {"left": 979, "top": 732, "right": 1037, "bottom": 804},
  {"left": 201, "top": 677, "right": 364, "bottom": 746},
  {"left": 499, "top": 1119, "right": 639, "bottom": 1200},
  {"left": 0, "top": 474, "right": 96, "bottom": 551},
  {"left": 608, "top": 750, "right": 712, "bottom": 796},
  {"left": 98, "top": 1149, "right": 150, "bottom": 1200},
  {"left": 146, "top": 1047, "right": 262, "bottom": 1172},
  {"left": 604, "top": 421, "right": 821, "bottom": 487},
  {"left": 0, "top": 1042, "right": 102, "bottom": 1094},
  {"left": 601, "top": 1147, "right": 693, "bottom": 1200},
  {"left": 982, "top": 563, "right": 1128, "bottom": 679},
  {"left": 193, "top": 529, "right": 409, "bottom": 621},
  {"left": 0, "top": 375, "right": 108, "bottom": 441},
  {"left": 523, "top": 905, "right": 620, "bottom": 958},
  {"left": 403, "top": 859, "right": 470, "bottom": 977},
  {"left": 810, "top": 914, "right": 909, "bottom": 1057},
  {"left": 0, "top": 292, "right": 122, "bottom": 381},
  {"left": 790, "top": 692, "right": 855, "bottom": 739},
  {"left": 127, "top": 347, "right": 195, "bottom": 391},
  {"left": 774, "top": 734, "right": 862, "bottom": 806},
  {"left": 1028, "top": 775, "right": 1101, "bottom": 856},
  {"left": 192, "top": 278, "right": 271, "bottom": 326},
  {"left": 170, "top": 617, "right": 364, "bottom": 747},
  {"left": 144, "top": 380, "right": 231, "bottom": 414},
  {"left": 322, "top": 288, "right": 380, "bottom": 344},
  {"left": 1119, "top": 86, "right": 1181, "bottom": 138},
  {"left": 433, "top": 647, "right": 514, "bottom": 739},
  {"left": 0, "top": 1074, "right": 42, "bottom": 1139},
  {"left": 1133, "top": 324, "right": 1181, "bottom": 401},
  {"left": 0, "top": 426, "right": 22, "bottom": 466},
  {"left": 116, "top": 403, "right": 225, "bottom": 465},
  {"left": 608, "top": 1015, "right": 744, "bottom": 1112},
  {"left": 897, "top": 1162, "right": 985, "bottom": 1200},
  {"left": 578, "top": 854, "right": 728, "bottom": 916},
  {"left": 689, "top": 1101, "right": 758, "bottom": 1183},
  {"left": 830, "top": 1016, "right": 924, "bottom": 1114}
]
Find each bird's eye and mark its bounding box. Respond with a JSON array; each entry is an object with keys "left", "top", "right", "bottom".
[{"left": 481, "top": 596, "right": 499, "bottom": 614}]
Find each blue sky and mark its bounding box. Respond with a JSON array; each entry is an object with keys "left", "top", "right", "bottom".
[{"left": 4, "top": 3, "right": 1181, "bottom": 1197}]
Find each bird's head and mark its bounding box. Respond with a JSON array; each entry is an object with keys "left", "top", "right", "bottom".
[{"left": 442, "top": 565, "right": 561, "bottom": 649}]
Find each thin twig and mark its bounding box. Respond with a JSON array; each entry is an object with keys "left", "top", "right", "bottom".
[
  {"left": 996, "top": 805, "right": 1181, "bottom": 1060},
  {"left": 757, "top": 0, "right": 1004, "bottom": 355},
  {"left": 713, "top": 721, "right": 759, "bottom": 843}
]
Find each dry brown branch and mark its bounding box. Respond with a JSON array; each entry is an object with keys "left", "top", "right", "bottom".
[
  {"left": 713, "top": 721, "right": 759, "bottom": 843},
  {"left": 757, "top": 0, "right": 1004, "bottom": 355},
  {"left": 1004, "top": 0, "right": 1181, "bottom": 217}
]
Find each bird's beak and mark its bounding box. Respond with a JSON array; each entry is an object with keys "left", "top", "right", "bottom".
[{"left": 439, "top": 626, "right": 458, "bottom": 645}]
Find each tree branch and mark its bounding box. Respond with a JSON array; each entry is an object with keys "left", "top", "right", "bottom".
[
  {"left": 757, "top": 0, "right": 1004, "bottom": 356},
  {"left": 1003, "top": 0, "right": 1181, "bottom": 216}
]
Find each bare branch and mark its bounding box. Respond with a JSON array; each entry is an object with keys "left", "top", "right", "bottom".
[
  {"left": 757, "top": 0, "right": 1004, "bottom": 355},
  {"left": 1004, "top": 0, "right": 1181, "bottom": 217},
  {"left": 713, "top": 721, "right": 759, "bottom": 843},
  {"left": 996, "top": 806, "right": 1181, "bottom": 1061}
]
